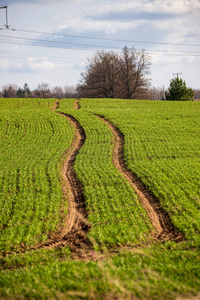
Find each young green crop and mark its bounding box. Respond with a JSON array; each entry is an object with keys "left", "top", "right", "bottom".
[
  {"left": 0, "top": 98, "right": 199, "bottom": 300},
  {"left": 0, "top": 98, "right": 74, "bottom": 251},
  {"left": 57, "top": 102, "right": 152, "bottom": 248},
  {"left": 79, "top": 98, "right": 200, "bottom": 243}
]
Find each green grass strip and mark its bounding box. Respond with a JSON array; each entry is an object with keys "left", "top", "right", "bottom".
[{"left": 0, "top": 98, "right": 74, "bottom": 251}]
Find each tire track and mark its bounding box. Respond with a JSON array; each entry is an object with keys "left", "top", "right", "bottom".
[
  {"left": 53, "top": 112, "right": 92, "bottom": 250},
  {"left": 97, "top": 115, "right": 184, "bottom": 242},
  {"left": 1, "top": 110, "right": 92, "bottom": 258},
  {"left": 51, "top": 99, "right": 59, "bottom": 111},
  {"left": 1, "top": 101, "right": 184, "bottom": 261},
  {"left": 75, "top": 99, "right": 81, "bottom": 110}
]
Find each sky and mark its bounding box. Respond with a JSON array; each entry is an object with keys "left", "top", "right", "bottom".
[{"left": 0, "top": 0, "right": 200, "bottom": 90}]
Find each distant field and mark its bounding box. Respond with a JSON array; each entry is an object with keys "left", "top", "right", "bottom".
[{"left": 0, "top": 98, "right": 200, "bottom": 299}]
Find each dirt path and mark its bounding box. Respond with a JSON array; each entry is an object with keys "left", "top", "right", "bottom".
[
  {"left": 52, "top": 112, "right": 92, "bottom": 252},
  {"left": 34, "top": 111, "right": 93, "bottom": 255},
  {"left": 97, "top": 115, "right": 184, "bottom": 242},
  {"left": 75, "top": 99, "right": 81, "bottom": 110},
  {"left": 49, "top": 100, "right": 91, "bottom": 252},
  {"left": 52, "top": 99, "right": 60, "bottom": 111},
  {"left": 1, "top": 109, "right": 93, "bottom": 259}
]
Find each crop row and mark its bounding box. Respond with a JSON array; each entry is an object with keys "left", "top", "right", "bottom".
[
  {"left": 58, "top": 101, "right": 152, "bottom": 248},
  {"left": 79, "top": 98, "right": 200, "bottom": 243},
  {"left": 1, "top": 97, "right": 200, "bottom": 251},
  {"left": 0, "top": 99, "right": 74, "bottom": 251}
]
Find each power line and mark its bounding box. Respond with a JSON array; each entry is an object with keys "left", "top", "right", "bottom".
[
  {"left": 0, "top": 34, "right": 121, "bottom": 50},
  {"left": 10, "top": 27, "right": 200, "bottom": 48},
  {"left": 1, "top": 34, "right": 200, "bottom": 55},
  {"left": 1, "top": 35, "right": 200, "bottom": 57},
  {"left": 1, "top": 54, "right": 199, "bottom": 67},
  {"left": 0, "top": 40, "right": 99, "bottom": 52},
  {"left": 173, "top": 72, "right": 182, "bottom": 78},
  {"left": 1, "top": 39, "right": 200, "bottom": 57}
]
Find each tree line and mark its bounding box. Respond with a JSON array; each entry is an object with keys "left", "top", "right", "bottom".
[
  {"left": 0, "top": 46, "right": 199, "bottom": 100},
  {"left": 1, "top": 82, "right": 199, "bottom": 100},
  {"left": 0, "top": 83, "right": 77, "bottom": 99}
]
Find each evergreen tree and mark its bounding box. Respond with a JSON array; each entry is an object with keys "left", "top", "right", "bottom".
[
  {"left": 23, "top": 83, "right": 31, "bottom": 98},
  {"left": 17, "top": 88, "right": 24, "bottom": 98},
  {"left": 165, "top": 77, "right": 194, "bottom": 101}
]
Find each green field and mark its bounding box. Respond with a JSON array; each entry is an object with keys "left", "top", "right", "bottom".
[{"left": 0, "top": 98, "right": 200, "bottom": 299}]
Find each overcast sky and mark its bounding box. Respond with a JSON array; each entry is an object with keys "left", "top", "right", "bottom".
[{"left": 0, "top": 0, "right": 200, "bottom": 90}]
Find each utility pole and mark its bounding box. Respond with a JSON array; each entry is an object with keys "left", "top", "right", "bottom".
[
  {"left": 173, "top": 72, "right": 182, "bottom": 78},
  {"left": 0, "top": 5, "right": 10, "bottom": 29}
]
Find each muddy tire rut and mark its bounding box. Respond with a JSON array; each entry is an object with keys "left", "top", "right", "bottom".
[
  {"left": 75, "top": 99, "right": 81, "bottom": 110},
  {"left": 35, "top": 112, "right": 92, "bottom": 253},
  {"left": 97, "top": 115, "right": 184, "bottom": 242},
  {"left": 1, "top": 100, "right": 184, "bottom": 260},
  {"left": 53, "top": 113, "right": 92, "bottom": 249},
  {"left": 1, "top": 110, "right": 92, "bottom": 258}
]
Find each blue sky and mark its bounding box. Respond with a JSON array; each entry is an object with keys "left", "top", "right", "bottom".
[{"left": 0, "top": 0, "right": 200, "bottom": 90}]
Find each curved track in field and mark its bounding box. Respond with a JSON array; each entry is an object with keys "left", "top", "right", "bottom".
[
  {"left": 41, "top": 112, "right": 92, "bottom": 252},
  {"left": 75, "top": 99, "right": 81, "bottom": 110},
  {"left": 1, "top": 103, "right": 93, "bottom": 259},
  {"left": 1, "top": 100, "right": 184, "bottom": 262},
  {"left": 97, "top": 115, "right": 184, "bottom": 242},
  {"left": 44, "top": 100, "right": 91, "bottom": 252},
  {"left": 40, "top": 100, "right": 91, "bottom": 251},
  {"left": 53, "top": 100, "right": 60, "bottom": 110}
]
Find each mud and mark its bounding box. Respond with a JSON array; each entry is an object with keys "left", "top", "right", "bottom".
[
  {"left": 52, "top": 99, "right": 60, "bottom": 111},
  {"left": 75, "top": 99, "right": 81, "bottom": 110},
  {"left": 1, "top": 110, "right": 92, "bottom": 259}
]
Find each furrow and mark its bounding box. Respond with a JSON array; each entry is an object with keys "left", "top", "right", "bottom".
[
  {"left": 75, "top": 99, "right": 81, "bottom": 110},
  {"left": 34, "top": 112, "right": 91, "bottom": 251},
  {"left": 1, "top": 112, "right": 91, "bottom": 256},
  {"left": 97, "top": 115, "right": 184, "bottom": 242}
]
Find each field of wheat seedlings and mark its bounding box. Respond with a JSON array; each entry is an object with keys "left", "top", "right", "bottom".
[
  {"left": 0, "top": 98, "right": 199, "bottom": 299},
  {"left": 0, "top": 98, "right": 74, "bottom": 251}
]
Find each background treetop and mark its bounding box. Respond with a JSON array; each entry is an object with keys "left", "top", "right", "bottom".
[
  {"left": 165, "top": 76, "right": 194, "bottom": 101},
  {"left": 78, "top": 47, "right": 151, "bottom": 99}
]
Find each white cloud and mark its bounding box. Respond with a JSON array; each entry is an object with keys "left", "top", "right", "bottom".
[
  {"left": 0, "top": 58, "right": 23, "bottom": 71},
  {"left": 27, "top": 57, "right": 56, "bottom": 71},
  {"left": 59, "top": 17, "right": 141, "bottom": 35}
]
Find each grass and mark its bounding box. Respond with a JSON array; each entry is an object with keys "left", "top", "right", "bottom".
[
  {"left": 1, "top": 243, "right": 199, "bottom": 299},
  {"left": 0, "top": 98, "right": 74, "bottom": 251},
  {"left": 0, "top": 98, "right": 199, "bottom": 299},
  {"left": 79, "top": 99, "right": 200, "bottom": 243},
  {"left": 57, "top": 102, "right": 152, "bottom": 248}
]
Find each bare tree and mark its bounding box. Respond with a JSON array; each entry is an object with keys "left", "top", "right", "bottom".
[
  {"left": 193, "top": 89, "right": 200, "bottom": 100},
  {"left": 78, "top": 48, "right": 151, "bottom": 99},
  {"left": 64, "top": 85, "right": 77, "bottom": 98},
  {"left": 52, "top": 86, "right": 63, "bottom": 99},
  {"left": 37, "top": 82, "right": 50, "bottom": 98},
  {"left": 148, "top": 86, "right": 166, "bottom": 100},
  {"left": 79, "top": 51, "right": 120, "bottom": 98},
  {"left": 2, "top": 84, "right": 18, "bottom": 98}
]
